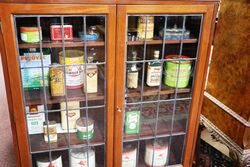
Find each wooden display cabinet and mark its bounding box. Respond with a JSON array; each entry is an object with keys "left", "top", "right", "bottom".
[{"left": 0, "top": 1, "right": 218, "bottom": 167}]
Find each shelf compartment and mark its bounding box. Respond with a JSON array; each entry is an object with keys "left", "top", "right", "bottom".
[
  {"left": 123, "top": 117, "right": 186, "bottom": 142},
  {"left": 126, "top": 84, "right": 190, "bottom": 98},
  {"left": 18, "top": 38, "right": 105, "bottom": 49},
  {"left": 30, "top": 122, "right": 105, "bottom": 153},
  {"left": 127, "top": 38, "right": 197, "bottom": 46},
  {"left": 24, "top": 87, "right": 104, "bottom": 105}
]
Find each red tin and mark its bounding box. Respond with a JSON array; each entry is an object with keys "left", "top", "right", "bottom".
[{"left": 50, "top": 24, "right": 73, "bottom": 41}]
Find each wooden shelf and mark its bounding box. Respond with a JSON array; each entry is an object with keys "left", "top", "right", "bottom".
[
  {"left": 30, "top": 122, "right": 104, "bottom": 153},
  {"left": 127, "top": 38, "right": 198, "bottom": 46},
  {"left": 126, "top": 84, "right": 191, "bottom": 98},
  {"left": 19, "top": 38, "right": 105, "bottom": 49},
  {"left": 25, "top": 87, "right": 104, "bottom": 105}
]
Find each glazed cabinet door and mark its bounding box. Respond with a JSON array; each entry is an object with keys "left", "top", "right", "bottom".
[
  {"left": 0, "top": 4, "right": 115, "bottom": 167},
  {"left": 114, "top": 5, "right": 215, "bottom": 167}
]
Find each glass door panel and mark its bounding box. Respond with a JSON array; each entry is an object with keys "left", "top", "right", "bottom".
[
  {"left": 122, "top": 14, "right": 203, "bottom": 167},
  {"left": 14, "top": 14, "right": 107, "bottom": 167}
]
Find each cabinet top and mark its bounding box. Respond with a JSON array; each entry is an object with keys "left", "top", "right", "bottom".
[{"left": 0, "top": 0, "right": 219, "bottom": 4}]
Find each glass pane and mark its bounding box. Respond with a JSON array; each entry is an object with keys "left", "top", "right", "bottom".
[
  {"left": 15, "top": 14, "right": 107, "bottom": 167},
  {"left": 123, "top": 14, "right": 203, "bottom": 167}
]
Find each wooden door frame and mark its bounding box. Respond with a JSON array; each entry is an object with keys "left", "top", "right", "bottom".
[
  {"left": 0, "top": 3, "right": 116, "bottom": 167},
  {"left": 114, "top": 4, "right": 216, "bottom": 167}
]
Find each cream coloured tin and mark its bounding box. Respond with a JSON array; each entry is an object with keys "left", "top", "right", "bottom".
[
  {"left": 144, "top": 140, "right": 168, "bottom": 166},
  {"left": 70, "top": 147, "right": 95, "bottom": 167},
  {"left": 60, "top": 101, "right": 80, "bottom": 130}
]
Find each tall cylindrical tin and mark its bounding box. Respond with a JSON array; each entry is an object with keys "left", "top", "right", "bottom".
[
  {"left": 137, "top": 16, "right": 154, "bottom": 39},
  {"left": 70, "top": 147, "right": 95, "bottom": 167},
  {"left": 144, "top": 140, "right": 168, "bottom": 167},
  {"left": 60, "top": 101, "right": 80, "bottom": 130},
  {"left": 50, "top": 63, "right": 65, "bottom": 97},
  {"left": 59, "top": 50, "right": 84, "bottom": 89}
]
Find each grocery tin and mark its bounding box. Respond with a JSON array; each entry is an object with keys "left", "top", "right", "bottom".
[
  {"left": 70, "top": 147, "right": 95, "bottom": 167},
  {"left": 59, "top": 50, "right": 84, "bottom": 89},
  {"left": 164, "top": 55, "right": 192, "bottom": 88},
  {"left": 36, "top": 156, "right": 62, "bottom": 167},
  {"left": 145, "top": 140, "right": 168, "bottom": 166},
  {"left": 125, "top": 110, "right": 140, "bottom": 134},
  {"left": 20, "top": 26, "right": 42, "bottom": 43},
  {"left": 50, "top": 24, "right": 73, "bottom": 40},
  {"left": 50, "top": 63, "right": 65, "bottom": 97},
  {"left": 60, "top": 101, "right": 80, "bottom": 130},
  {"left": 122, "top": 144, "right": 137, "bottom": 167},
  {"left": 84, "top": 56, "right": 98, "bottom": 93},
  {"left": 26, "top": 105, "right": 45, "bottom": 134},
  {"left": 76, "top": 117, "right": 94, "bottom": 140},
  {"left": 43, "top": 121, "right": 57, "bottom": 143},
  {"left": 137, "top": 16, "right": 154, "bottom": 39}
]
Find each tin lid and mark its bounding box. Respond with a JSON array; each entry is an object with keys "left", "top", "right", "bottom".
[
  {"left": 76, "top": 117, "right": 94, "bottom": 127},
  {"left": 36, "top": 155, "right": 61, "bottom": 163},
  {"left": 146, "top": 140, "right": 168, "bottom": 150},
  {"left": 165, "top": 55, "right": 191, "bottom": 64},
  {"left": 43, "top": 121, "right": 57, "bottom": 126},
  {"left": 59, "top": 50, "right": 84, "bottom": 58},
  {"left": 70, "top": 147, "right": 95, "bottom": 159},
  {"left": 20, "top": 26, "right": 41, "bottom": 32}
]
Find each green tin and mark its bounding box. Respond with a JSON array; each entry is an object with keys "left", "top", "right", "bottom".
[
  {"left": 164, "top": 55, "right": 191, "bottom": 88},
  {"left": 125, "top": 110, "right": 140, "bottom": 134},
  {"left": 76, "top": 117, "right": 94, "bottom": 140}
]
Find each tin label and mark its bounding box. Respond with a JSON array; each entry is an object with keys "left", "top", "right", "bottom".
[
  {"left": 146, "top": 66, "right": 162, "bottom": 86},
  {"left": 145, "top": 146, "right": 168, "bottom": 166},
  {"left": 77, "top": 124, "right": 94, "bottom": 140},
  {"left": 65, "top": 65, "right": 84, "bottom": 88},
  {"left": 37, "top": 156, "right": 62, "bottom": 167},
  {"left": 137, "top": 16, "right": 154, "bottom": 39},
  {"left": 85, "top": 66, "right": 98, "bottom": 93},
  {"left": 50, "top": 65, "right": 65, "bottom": 96},
  {"left": 122, "top": 148, "right": 137, "bottom": 167},
  {"left": 50, "top": 25, "right": 73, "bottom": 40},
  {"left": 70, "top": 152, "right": 95, "bottom": 167},
  {"left": 125, "top": 111, "right": 140, "bottom": 134},
  {"left": 26, "top": 105, "right": 45, "bottom": 134},
  {"left": 60, "top": 101, "right": 80, "bottom": 130}
]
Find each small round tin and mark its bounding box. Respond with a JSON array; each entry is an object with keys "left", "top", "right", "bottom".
[{"left": 76, "top": 117, "right": 94, "bottom": 140}]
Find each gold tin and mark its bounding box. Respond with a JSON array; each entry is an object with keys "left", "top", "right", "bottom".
[
  {"left": 50, "top": 63, "right": 65, "bottom": 97},
  {"left": 137, "top": 16, "right": 154, "bottom": 39}
]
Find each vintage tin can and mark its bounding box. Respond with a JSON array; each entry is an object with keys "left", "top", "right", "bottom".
[
  {"left": 122, "top": 144, "right": 137, "bottom": 167},
  {"left": 43, "top": 121, "right": 57, "bottom": 143},
  {"left": 59, "top": 50, "right": 84, "bottom": 89},
  {"left": 76, "top": 117, "right": 94, "bottom": 140},
  {"left": 70, "top": 147, "right": 95, "bottom": 167},
  {"left": 124, "top": 110, "right": 140, "bottom": 134},
  {"left": 60, "top": 101, "right": 80, "bottom": 130},
  {"left": 50, "top": 24, "right": 73, "bottom": 41},
  {"left": 20, "top": 26, "right": 42, "bottom": 43},
  {"left": 164, "top": 55, "right": 191, "bottom": 88},
  {"left": 50, "top": 63, "right": 65, "bottom": 97},
  {"left": 26, "top": 105, "right": 45, "bottom": 135},
  {"left": 36, "top": 155, "right": 62, "bottom": 167},
  {"left": 144, "top": 140, "right": 168, "bottom": 167},
  {"left": 137, "top": 16, "right": 154, "bottom": 39}
]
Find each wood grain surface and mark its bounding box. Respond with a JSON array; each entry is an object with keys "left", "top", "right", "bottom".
[{"left": 202, "top": 0, "right": 250, "bottom": 149}]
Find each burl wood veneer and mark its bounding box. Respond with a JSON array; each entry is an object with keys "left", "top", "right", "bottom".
[{"left": 202, "top": 0, "right": 250, "bottom": 149}]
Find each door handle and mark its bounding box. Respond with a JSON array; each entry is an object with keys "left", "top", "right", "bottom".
[{"left": 117, "top": 107, "right": 122, "bottom": 113}]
